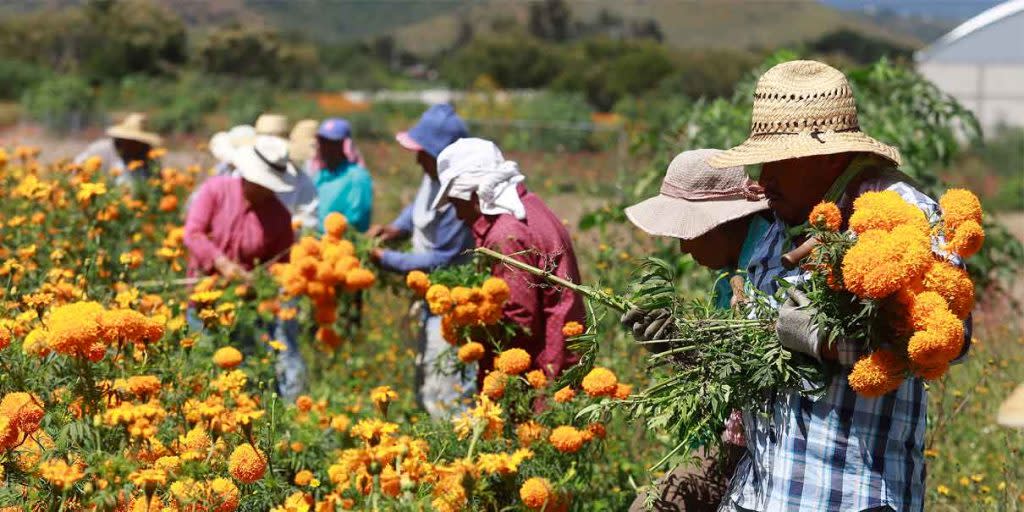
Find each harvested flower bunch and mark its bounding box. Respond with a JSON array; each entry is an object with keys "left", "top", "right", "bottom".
[{"left": 405, "top": 262, "right": 512, "bottom": 352}]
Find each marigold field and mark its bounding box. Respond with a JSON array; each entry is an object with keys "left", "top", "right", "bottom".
[{"left": 0, "top": 141, "right": 1020, "bottom": 512}]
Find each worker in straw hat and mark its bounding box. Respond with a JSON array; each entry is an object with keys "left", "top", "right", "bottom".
[
  {"left": 706, "top": 60, "right": 971, "bottom": 512},
  {"left": 74, "top": 112, "right": 164, "bottom": 187},
  {"left": 254, "top": 113, "right": 289, "bottom": 138}
]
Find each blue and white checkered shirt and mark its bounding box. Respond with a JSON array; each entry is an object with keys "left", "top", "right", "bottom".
[{"left": 721, "top": 174, "right": 972, "bottom": 512}]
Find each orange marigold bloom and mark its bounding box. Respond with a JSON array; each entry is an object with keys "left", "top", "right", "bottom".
[
  {"left": 482, "top": 371, "right": 508, "bottom": 400},
  {"left": 612, "top": 383, "right": 633, "bottom": 400},
  {"left": 212, "top": 347, "right": 243, "bottom": 369},
  {"left": 939, "top": 188, "right": 982, "bottom": 231},
  {"left": 915, "top": 362, "right": 949, "bottom": 381},
  {"left": 526, "top": 369, "right": 548, "bottom": 389},
  {"left": 548, "top": 425, "right": 587, "bottom": 453},
  {"left": 426, "top": 285, "right": 453, "bottom": 315},
  {"left": 457, "top": 341, "right": 485, "bottom": 363},
  {"left": 158, "top": 194, "right": 178, "bottom": 212},
  {"left": 808, "top": 201, "right": 842, "bottom": 231},
  {"left": 561, "top": 321, "right": 584, "bottom": 338},
  {"left": 478, "top": 300, "right": 504, "bottom": 325},
  {"left": 324, "top": 212, "right": 348, "bottom": 238},
  {"left": 586, "top": 422, "right": 607, "bottom": 440},
  {"left": 921, "top": 260, "right": 974, "bottom": 320},
  {"left": 946, "top": 219, "right": 984, "bottom": 259},
  {"left": 228, "top": 444, "right": 267, "bottom": 483},
  {"left": 848, "top": 190, "right": 929, "bottom": 234},
  {"left": 45, "top": 301, "right": 105, "bottom": 358},
  {"left": 581, "top": 367, "right": 618, "bottom": 397},
  {"left": 847, "top": 349, "right": 906, "bottom": 398},
  {"left": 842, "top": 225, "right": 932, "bottom": 299},
  {"left": 441, "top": 315, "right": 460, "bottom": 345},
  {"left": 553, "top": 386, "right": 576, "bottom": 403},
  {"left": 405, "top": 271, "right": 431, "bottom": 297},
  {"left": 450, "top": 286, "right": 473, "bottom": 305},
  {"left": 296, "top": 395, "right": 314, "bottom": 412},
  {"left": 99, "top": 308, "right": 165, "bottom": 345},
  {"left": 316, "top": 326, "right": 342, "bottom": 349},
  {"left": 494, "top": 348, "right": 531, "bottom": 375},
  {"left": 907, "top": 325, "right": 964, "bottom": 367},
  {"left": 207, "top": 477, "right": 240, "bottom": 512},
  {"left": 482, "top": 277, "right": 510, "bottom": 305},
  {"left": 0, "top": 392, "right": 44, "bottom": 434},
  {"left": 520, "top": 477, "right": 555, "bottom": 509},
  {"left": 0, "top": 416, "right": 19, "bottom": 451},
  {"left": 0, "top": 326, "right": 9, "bottom": 351},
  {"left": 294, "top": 469, "right": 313, "bottom": 486},
  {"left": 344, "top": 268, "right": 376, "bottom": 292},
  {"left": 516, "top": 421, "right": 546, "bottom": 447},
  {"left": 39, "top": 459, "right": 85, "bottom": 490}
]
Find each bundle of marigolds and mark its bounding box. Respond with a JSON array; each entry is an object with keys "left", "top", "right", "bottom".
[
  {"left": 271, "top": 212, "right": 376, "bottom": 350},
  {"left": 804, "top": 188, "right": 982, "bottom": 397}
]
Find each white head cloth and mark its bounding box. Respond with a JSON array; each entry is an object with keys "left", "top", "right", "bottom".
[{"left": 433, "top": 138, "right": 526, "bottom": 220}]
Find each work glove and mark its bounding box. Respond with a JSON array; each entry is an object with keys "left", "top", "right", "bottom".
[
  {"left": 621, "top": 307, "right": 676, "bottom": 353},
  {"left": 775, "top": 288, "right": 823, "bottom": 362}
]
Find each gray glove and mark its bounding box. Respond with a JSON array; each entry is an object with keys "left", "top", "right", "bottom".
[
  {"left": 621, "top": 307, "right": 676, "bottom": 353},
  {"left": 776, "top": 288, "right": 823, "bottom": 362}
]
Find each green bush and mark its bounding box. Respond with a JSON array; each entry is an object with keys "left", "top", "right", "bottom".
[
  {"left": 0, "top": 59, "right": 52, "bottom": 101},
  {"left": 21, "top": 76, "right": 97, "bottom": 132},
  {"left": 440, "top": 35, "right": 566, "bottom": 89}
]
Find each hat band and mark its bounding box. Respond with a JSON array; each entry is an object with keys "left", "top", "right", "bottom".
[
  {"left": 660, "top": 179, "right": 764, "bottom": 202},
  {"left": 254, "top": 147, "right": 287, "bottom": 174},
  {"left": 751, "top": 126, "right": 861, "bottom": 143}
]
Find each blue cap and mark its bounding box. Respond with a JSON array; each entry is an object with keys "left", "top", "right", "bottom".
[
  {"left": 317, "top": 118, "right": 352, "bottom": 141},
  {"left": 396, "top": 104, "right": 468, "bottom": 158}
]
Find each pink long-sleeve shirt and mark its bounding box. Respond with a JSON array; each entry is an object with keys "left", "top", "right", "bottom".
[
  {"left": 472, "top": 184, "right": 585, "bottom": 381},
  {"left": 184, "top": 176, "right": 294, "bottom": 277}
]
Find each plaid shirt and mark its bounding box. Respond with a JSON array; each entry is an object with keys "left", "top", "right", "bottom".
[{"left": 721, "top": 175, "right": 972, "bottom": 512}]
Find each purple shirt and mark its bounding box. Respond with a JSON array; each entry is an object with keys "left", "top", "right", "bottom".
[
  {"left": 472, "top": 185, "right": 585, "bottom": 380},
  {"left": 184, "top": 176, "right": 294, "bottom": 277}
]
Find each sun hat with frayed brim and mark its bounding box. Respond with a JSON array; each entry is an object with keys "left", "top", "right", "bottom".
[
  {"left": 288, "top": 119, "right": 319, "bottom": 164},
  {"left": 209, "top": 124, "right": 256, "bottom": 164},
  {"left": 232, "top": 135, "right": 296, "bottom": 193},
  {"left": 625, "top": 149, "right": 769, "bottom": 240},
  {"left": 107, "top": 113, "right": 163, "bottom": 147},
  {"left": 255, "top": 113, "right": 289, "bottom": 137},
  {"left": 708, "top": 60, "right": 901, "bottom": 169}
]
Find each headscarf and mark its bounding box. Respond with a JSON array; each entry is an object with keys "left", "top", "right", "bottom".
[{"left": 433, "top": 138, "right": 526, "bottom": 220}]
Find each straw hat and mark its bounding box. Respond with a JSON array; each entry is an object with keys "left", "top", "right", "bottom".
[
  {"left": 232, "top": 135, "right": 296, "bottom": 193},
  {"left": 708, "top": 60, "right": 901, "bottom": 169},
  {"left": 254, "top": 113, "right": 289, "bottom": 137},
  {"left": 106, "top": 113, "right": 163, "bottom": 147},
  {"left": 998, "top": 383, "right": 1024, "bottom": 428},
  {"left": 288, "top": 119, "right": 319, "bottom": 164},
  {"left": 209, "top": 124, "right": 256, "bottom": 163},
  {"left": 625, "top": 149, "right": 768, "bottom": 240}
]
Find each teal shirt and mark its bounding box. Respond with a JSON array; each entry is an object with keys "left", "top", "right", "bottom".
[
  {"left": 315, "top": 161, "right": 373, "bottom": 233},
  {"left": 712, "top": 214, "right": 771, "bottom": 309}
]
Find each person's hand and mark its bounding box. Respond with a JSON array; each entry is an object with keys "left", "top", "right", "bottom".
[
  {"left": 214, "top": 256, "right": 251, "bottom": 282},
  {"left": 369, "top": 248, "right": 384, "bottom": 264},
  {"left": 621, "top": 308, "right": 676, "bottom": 353},
  {"left": 776, "top": 288, "right": 823, "bottom": 362},
  {"left": 367, "top": 224, "right": 403, "bottom": 242}
]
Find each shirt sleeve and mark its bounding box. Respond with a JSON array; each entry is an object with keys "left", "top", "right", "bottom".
[
  {"left": 183, "top": 182, "right": 223, "bottom": 273},
  {"left": 291, "top": 174, "right": 320, "bottom": 231},
  {"left": 377, "top": 207, "right": 471, "bottom": 273},
  {"left": 346, "top": 171, "right": 373, "bottom": 233},
  {"left": 391, "top": 204, "right": 414, "bottom": 235}
]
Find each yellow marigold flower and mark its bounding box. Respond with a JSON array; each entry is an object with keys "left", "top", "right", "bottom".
[
  {"left": 82, "top": 155, "right": 102, "bottom": 173},
  {"left": 516, "top": 421, "right": 546, "bottom": 448},
  {"left": 526, "top": 369, "right": 548, "bottom": 389},
  {"left": 426, "top": 284, "right": 453, "bottom": 315},
  {"left": 323, "top": 212, "right": 348, "bottom": 238},
  {"left": 847, "top": 349, "right": 906, "bottom": 398},
  {"left": 179, "top": 426, "right": 210, "bottom": 454},
  {"left": 549, "top": 425, "right": 588, "bottom": 453},
  {"left": 330, "top": 414, "right": 350, "bottom": 432},
  {"left": 477, "top": 448, "right": 533, "bottom": 476},
  {"left": 405, "top": 271, "right": 430, "bottom": 297},
  {"left": 294, "top": 469, "right": 314, "bottom": 486},
  {"left": 520, "top": 477, "right": 554, "bottom": 509},
  {"left": 921, "top": 260, "right": 974, "bottom": 320},
  {"left": 452, "top": 396, "right": 504, "bottom": 440},
  {"left": 581, "top": 367, "right": 618, "bottom": 397},
  {"left": 808, "top": 201, "right": 842, "bottom": 231},
  {"left": 450, "top": 286, "right": 473, "bottom": 305},
  {"left": 370, "top": 386, "right": 398, "bottom": 416},
  {"left": 343, "top": 268, "right": 376, "bottom": 292},
  {"left": 561, "top": 320, "right": 584, "bottom": 337},
  {"left": 39, "top": 459, "right": 85, "bottom": 490},
  {"left": 228, "top": 444, "right": 267, "bottom": 483},
  {"left": 0, "top": 392, "right": 44, "bottom": 434},
  {"left": 494, "top": 348, "right": 531, "bottom": 375},
  {"left": 207, "top": 477, "right": 241, "bottom": 511},
  {"left": 99, "top": 308, "right": 165, "bottom": 345},
  {"left": 23, "top": 328, "right": 50, "bottom": 357},
  {"left": 0, "top": 416, "right": 19, "bottom": 451},
  {"left": 213, "top": 346, "right": 243, "bottom": 369},
  {"left": 946, "top": 219, "right": 984, "bottom": 259},
  {"left": 482, "top": 371, "right": 508, "bottom": 400},
  {"left": 482, "top": 277, "right": 510, "bottom": 305},
  {"left": 478, "top": 300, "right": 504, "bottom": 325},
  {"left": 45, "top": 301, "right": 105, "bottom": 358},
  {"left": 129, "top": 468, "right": 167, "bottom": 490},
  {"left": 457, "top": 341, "right": 485, "bottom": 363},
  {"left": 613, "top": 383, "right": 633, "bottom": 400},
  {"left": 126, "top": 375, "right": 161, "bottom": 397},
  {"left": 76, "top": 182, "right": 107, "bottom": 204},
  {"left": 553, "top": 386, "right": 576, "bottom": 403},
  {"left": 939, "top": 188, "right": 982, "bottom": 231},
  {"left": 849, "top": 190, "right": 929, "bottom": 234},
  {"left": 349, "top": 418, "right": 399, "bottom": 444},
  {"left": 154, "top": 455, "right": 181, "bottom": 474},
  {"left": 842, "top": 225, "right": 932, "bottom": 299}
]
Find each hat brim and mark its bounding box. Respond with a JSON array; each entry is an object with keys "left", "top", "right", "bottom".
[
  {"left": 107, "top": 127, "right": 163, "bottom": 147},
  {"left": 233, "top": 148, "right": 296, "bottom": 194},
  {"left": 430, "top": 173, "right": 458, "bottom": 212},
  {"left": 209, "top": 132, "right": 236, "bottom": 163},
  {"left": 707, "top": 131, "right": 901, "bottom": 169},
  {"left": 395, "top": 131, "right": 424, "bottom": 152},
  {"left": 624, "top": 194, "right": 768, "bottom": 240}
]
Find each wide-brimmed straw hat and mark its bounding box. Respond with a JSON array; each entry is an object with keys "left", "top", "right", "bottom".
[
  {"left": 232, "top": 135, "right": 296, "bottom": 193},
  {"left": 209, "top": 124, "right": 256, "bottom": 163},
  {"left": 254, "top": 113, "right": 289, "bottom": 137},
  {"left": 107, "top": 113, "right": 163, "bottom": 147},
  {"left": 708, "top": 60, "right": 901, "bottom": 169},
  {"left": 288, "top": 119, "right": 319, "bottom": 164},
  {"left": 625, "top": 149, "right": 768, "bottom": 240}
]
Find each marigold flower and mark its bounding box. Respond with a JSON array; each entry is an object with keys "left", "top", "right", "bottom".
[
  {"left": 294, "top": 469, "right": 314, "bottom": 486},
  {"left": 207, "top": 477, "right": 241, "bottom": 512},
  {"left": 516, "top": 421, "right": 546, "bottom": 447},
  {"left": 946, "top": 219, "right": 984, "bottom": 259},
  {"left": 371, "top": 386, "right": 398, "bottom": 416},
  {"left": 482, "top": 371, "right": 508, "bottom": 400},
  {"left": 478, "top": 300, "right": 504, "bottom": 325},
  {"left": 477, "top": 448, "right": 533, "bottom": 476},
  {"left": 158, "top": 194, "right": 178, "bottom": 212},
  {"left": 324, "top": 212, "right": 348, "bottom": 238},
  {"left": 613, "top": 383, "right": 633, "bottom": 400},
  {"left": 344, "top": 268, "right": 376, "bottom": 292},
  {"left": 586, "top": 422, "right": 607, "bottom": 440},
  {"left": 452, "top": 396, "right": 504, "bottom": 440},
  {"left": 39, "top": 459, "right": 85, "bottom": 490},
  {"left": 0, "top": 392, "right": 44, "bottom": 434},
  {"left": 45, "top": 301, "right": 105, "bottom": 358},
  {"left": 457, "top": 341, "right": 485, "bottom": 363},
  {"left": 939, "top": 188, "right": 982, "bottom": 231},
  {"left": 848, "top": 190, "right": 929, "bottom": 234},
  {"left": 842, "top": 225, "right": 932, "bottom": 299},
  {"left": 847, "top": 349, "right": 907, "bottom": 398},
  {"left": 229, "top": 444, "right": 267, "bottom": 483},
  {"left": 808, "top": 201, "right": 842, "bottom": 231},
  {"left": 520, "top": 477, "right": 554, "bottom": 509},
  {"left": 561, "top": 320, "right": 585, "bottom": 338},
  {"left": 526, "top": 369, "right": 548, "bottom": 389},
  {"left": 405, "top": 270, "right": 430, "bottom": 297},
  {"left": 581, "top": 367, "right": 618, "bottom": 397},
  {"left": 350, "top": 418, "right": 399, "bottom": 444},
  {"left": 921, "top": 260, "right": 974, "bottom": 319},
  {"left": 295, "top": 395, "right": 314, "bottom": 412},
  {"left": 549, "top": 425, "right": 588, "bottom": 453},
  {"left": 0, "top": 416, "right": 19, "bottom": 451},
  {"left": 154, "top": 455, "right": 181, "bottom": 473},
  {"left": 426, "top": 284, "right": 453, "bottom": 315},
  {"left": 213, "top": 346, "right": 243, "bottom": 369},
  {"left": 315, "top": 326, "right": 342, "bottom": 349},
  {"left": 129, "top": 467, "right": 167, "bottom": 490},
  {"left": 553, "top": 386, "right": 576, "bottom": 403},
  {"left": 915, "top": 362, "right": 949, "bottom": 381},
  {"left": 494, "top": 348, "right": 531, "bottom": 375},
  {"left": 907, "top": 323, "right": 964, "bottom": 367},
  {"left": 481, "top": 277, "right": 510, "bottom": 304}
]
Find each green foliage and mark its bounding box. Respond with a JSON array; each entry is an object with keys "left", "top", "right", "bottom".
[
  {"left": 20, "top": 76, "right": 97, "bottom": 133},
  {"left": 196, "top": 25, "right": 320, "bottom": 89},
  {"left": 441, "top": 35, "right": 567, "bottom": 90},
  {"left": 0, "top": 59, "right": 52, "bottom": 101},
  {"left": 809, "top": 29, "right": 913, "bottom": 64}
]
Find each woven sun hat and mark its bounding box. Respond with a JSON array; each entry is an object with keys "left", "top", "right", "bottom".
[
  {"left": 998, "top": 383, "right": 1024, "bottom": 428},
  {"left": 106, "top": 113, "right": 163, "bottom": 147},
  {"left": 708, "top": 60, "right": 901, "bottom": 169},
  {"left": 209, "top": 124, "right": 256, "bottom": 163},
  {"left": 232, "top": 135, "right": 296, "bottom": 193},
  {"left": 625, "top": 149, "right": 768, "bottom": 240},
  {"left": 288, "top": 119, "right": 319, "bottom": 163},
  {"left": 254, "top": 113, "right": 289, "bottom": 137}
]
